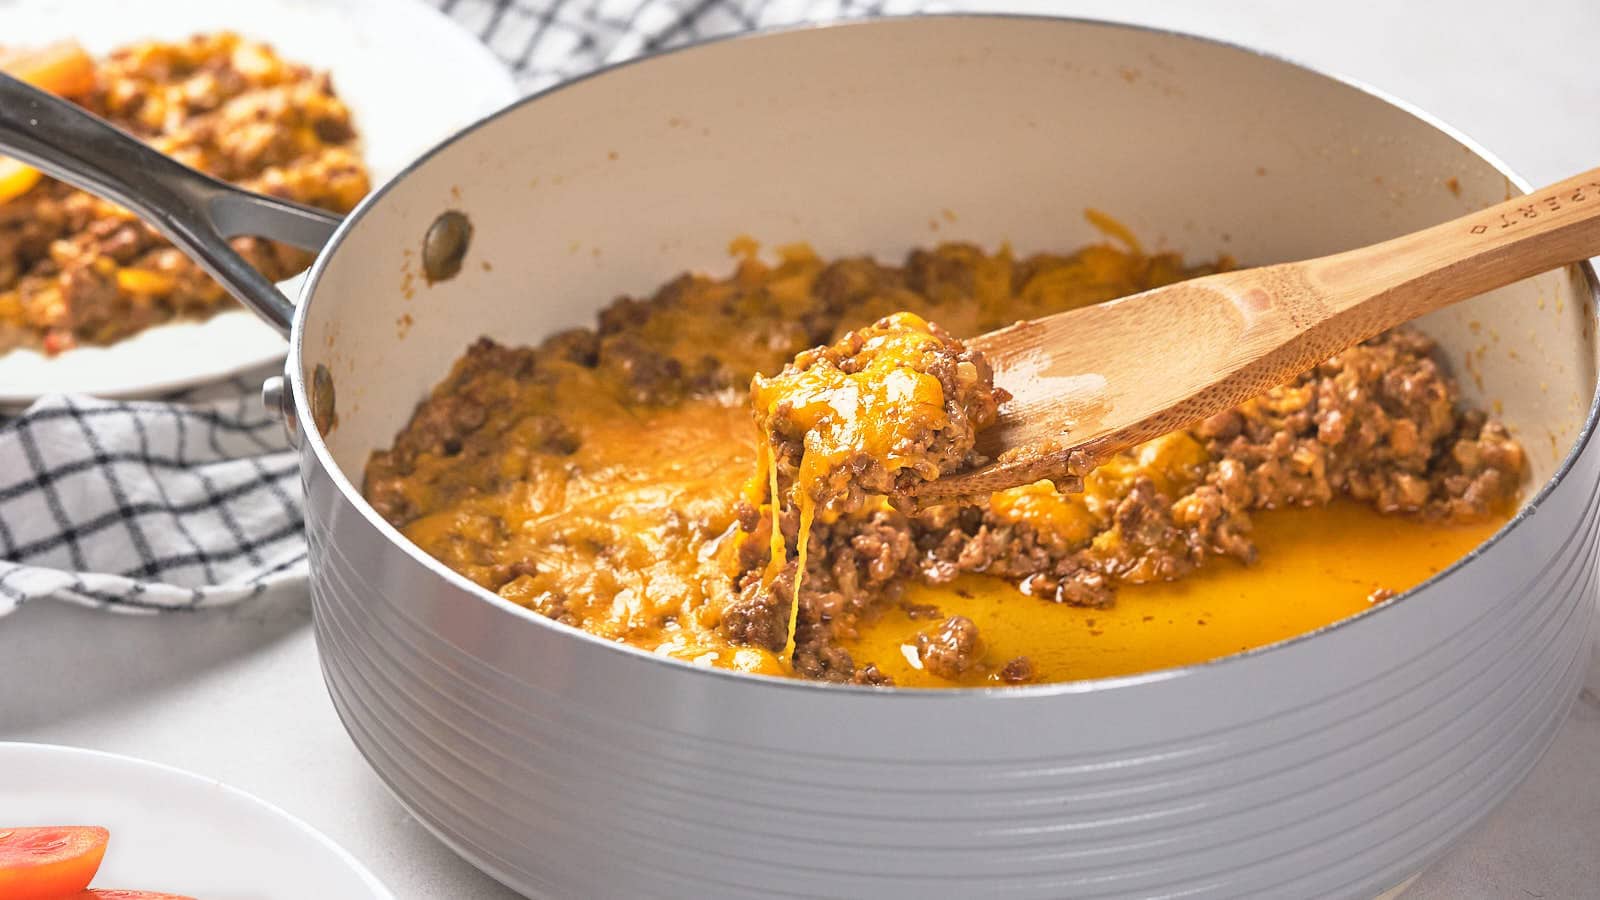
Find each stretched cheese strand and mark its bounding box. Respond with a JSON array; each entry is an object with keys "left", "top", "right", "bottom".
[
  {"left": 760, "top": 442, "right": 786, "bottom": 582},
  {"left": 755, "top": 437, "right": 809, "bottom": 668},
  {"left": 781, "top": 491, "right": 815, "bottom": 665}
]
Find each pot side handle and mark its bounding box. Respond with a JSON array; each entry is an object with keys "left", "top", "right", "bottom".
[{"left": 0, "top": 72, "right": 343, "bottom": 336}]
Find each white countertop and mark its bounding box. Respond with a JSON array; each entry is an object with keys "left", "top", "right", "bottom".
[{"left": 4, "top": 1, "right": 1599, "bottom": 897}]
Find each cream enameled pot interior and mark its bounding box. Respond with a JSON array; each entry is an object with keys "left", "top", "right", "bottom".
[{"left": 285, "top": 17, "right": 1598, "bottom": 899}]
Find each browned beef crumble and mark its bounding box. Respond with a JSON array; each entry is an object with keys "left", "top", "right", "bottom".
[
  {"left": 999, "top": 656, "right": 1037, "bottom": 684},
  {"left": 915, "top": 615, "right": 985, "bottom": 680}
]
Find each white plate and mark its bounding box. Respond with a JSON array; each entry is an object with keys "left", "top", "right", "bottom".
[
  {"left": 0, "top": 742, "right": 394, "bottom": 899},
  {"left": 0, "top": 0, "right": 518, "bottom": 408}
]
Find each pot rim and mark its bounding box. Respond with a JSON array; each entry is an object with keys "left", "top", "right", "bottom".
[{"left": 288, "top": 12, "right": 1600, "bottom": 698}]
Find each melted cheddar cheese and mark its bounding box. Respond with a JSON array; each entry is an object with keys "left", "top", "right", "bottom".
[{"left": 366, "top": 238, "right": 1519, "bottom": 686}]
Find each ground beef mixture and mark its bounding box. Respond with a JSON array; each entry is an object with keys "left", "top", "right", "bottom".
[
  {"left": 364, "top": 241, "right": 1525, "bottom": 686},
  {"left": 0, "top": 33, "right": 369, "bottom": 354},
  {"left": 751, "top": 311, "right": 1006, "bottom": 517}
]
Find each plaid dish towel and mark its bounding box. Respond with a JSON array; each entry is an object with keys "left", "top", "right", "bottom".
[
  {"left": 443, "top": 0, "right": 926, "bottom": 92},
  {"left": 0, "top": 0, "right": 920, "bottom": 615},
  {"left": 0, "top": 370, "right": 304, "bottom": 614}
]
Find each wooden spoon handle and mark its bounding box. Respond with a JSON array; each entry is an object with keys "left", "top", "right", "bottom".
[
  {"left": 1311, "top": 166, "right": 1600, "bottom": 321},
  {"left": 1115, "top": 164, "right": 1600, "bottom": 456}
]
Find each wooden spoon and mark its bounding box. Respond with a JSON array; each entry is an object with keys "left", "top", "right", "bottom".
[{"left": 914, "top": 166, "right": 1600, "bottom": 502}]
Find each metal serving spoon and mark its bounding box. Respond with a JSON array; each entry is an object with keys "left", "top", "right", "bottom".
[{"left": 913, "top": 165, "right": 1600, "bottom": 502}]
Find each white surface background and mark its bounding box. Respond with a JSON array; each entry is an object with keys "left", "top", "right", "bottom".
[{"left": 3, "top": 0, "right": 1599, "bottom": 897}]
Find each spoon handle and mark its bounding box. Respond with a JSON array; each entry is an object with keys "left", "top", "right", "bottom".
[
  {"left": 1309, "top": 166, "right": 1600, "bottom": 323},
  {"left": 0, "top": 72, "right": 343, "bottom": 335},
  {"left": 1136, "top": 164, "right": 1600, "bottom": 460},
  {"left": 1211, "top": 166, "right": 1600, "bottom": 419},
  {"left": 1158, "top": 168, "right": 1600, "bottom": 465}
]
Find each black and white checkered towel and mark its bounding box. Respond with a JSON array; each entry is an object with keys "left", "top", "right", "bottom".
[
  {"left": 443, "top": 0, "right": 923, "bottom": 91},
  {"left": 0, "top": 369, "right": 304, "bottom": 614},
  {"left": 0, "top": 0, "right": 922, "bottom": 615}
]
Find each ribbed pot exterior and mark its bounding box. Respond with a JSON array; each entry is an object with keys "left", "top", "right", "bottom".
[{"left": 303, "top": 431, "right": 1596, "bottom": 898}]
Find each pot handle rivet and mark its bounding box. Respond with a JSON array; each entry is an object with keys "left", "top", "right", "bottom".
[
  {"left": 261, "top": 374, "right": 300, "bottom": 446},
  {"left": 423, "top": 210, "right": 473, "bottom": 284}
]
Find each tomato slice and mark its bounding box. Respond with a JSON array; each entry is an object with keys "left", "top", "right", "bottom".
[
  {"left": 77, "top": 883, "right": 198, "bottom": 890},
  {"left": 0, "top": 826, "right": 110, "bottom": 900}
]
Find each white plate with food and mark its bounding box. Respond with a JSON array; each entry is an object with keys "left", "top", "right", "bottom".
[
  {"left": 0, "top": 0, "right": 517, "bottom": 407},
  {"left": 0, "top": 742, "right": 394, "bottom": 900}
]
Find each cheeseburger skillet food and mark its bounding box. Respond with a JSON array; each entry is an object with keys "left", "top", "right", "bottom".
[
  {"left": 0, "top": 34, "right": 368, "bottom": 355},
  {"left": 364, "top": 237, "right": 1524, "bottom": 687}
]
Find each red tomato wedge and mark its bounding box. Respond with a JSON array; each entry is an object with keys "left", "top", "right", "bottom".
[
  {"left": 75, "top": 883, "right": 196, "bottom": 890},
  {"left": 0, "top": 826, "right": 110, "bottom": 900}
]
